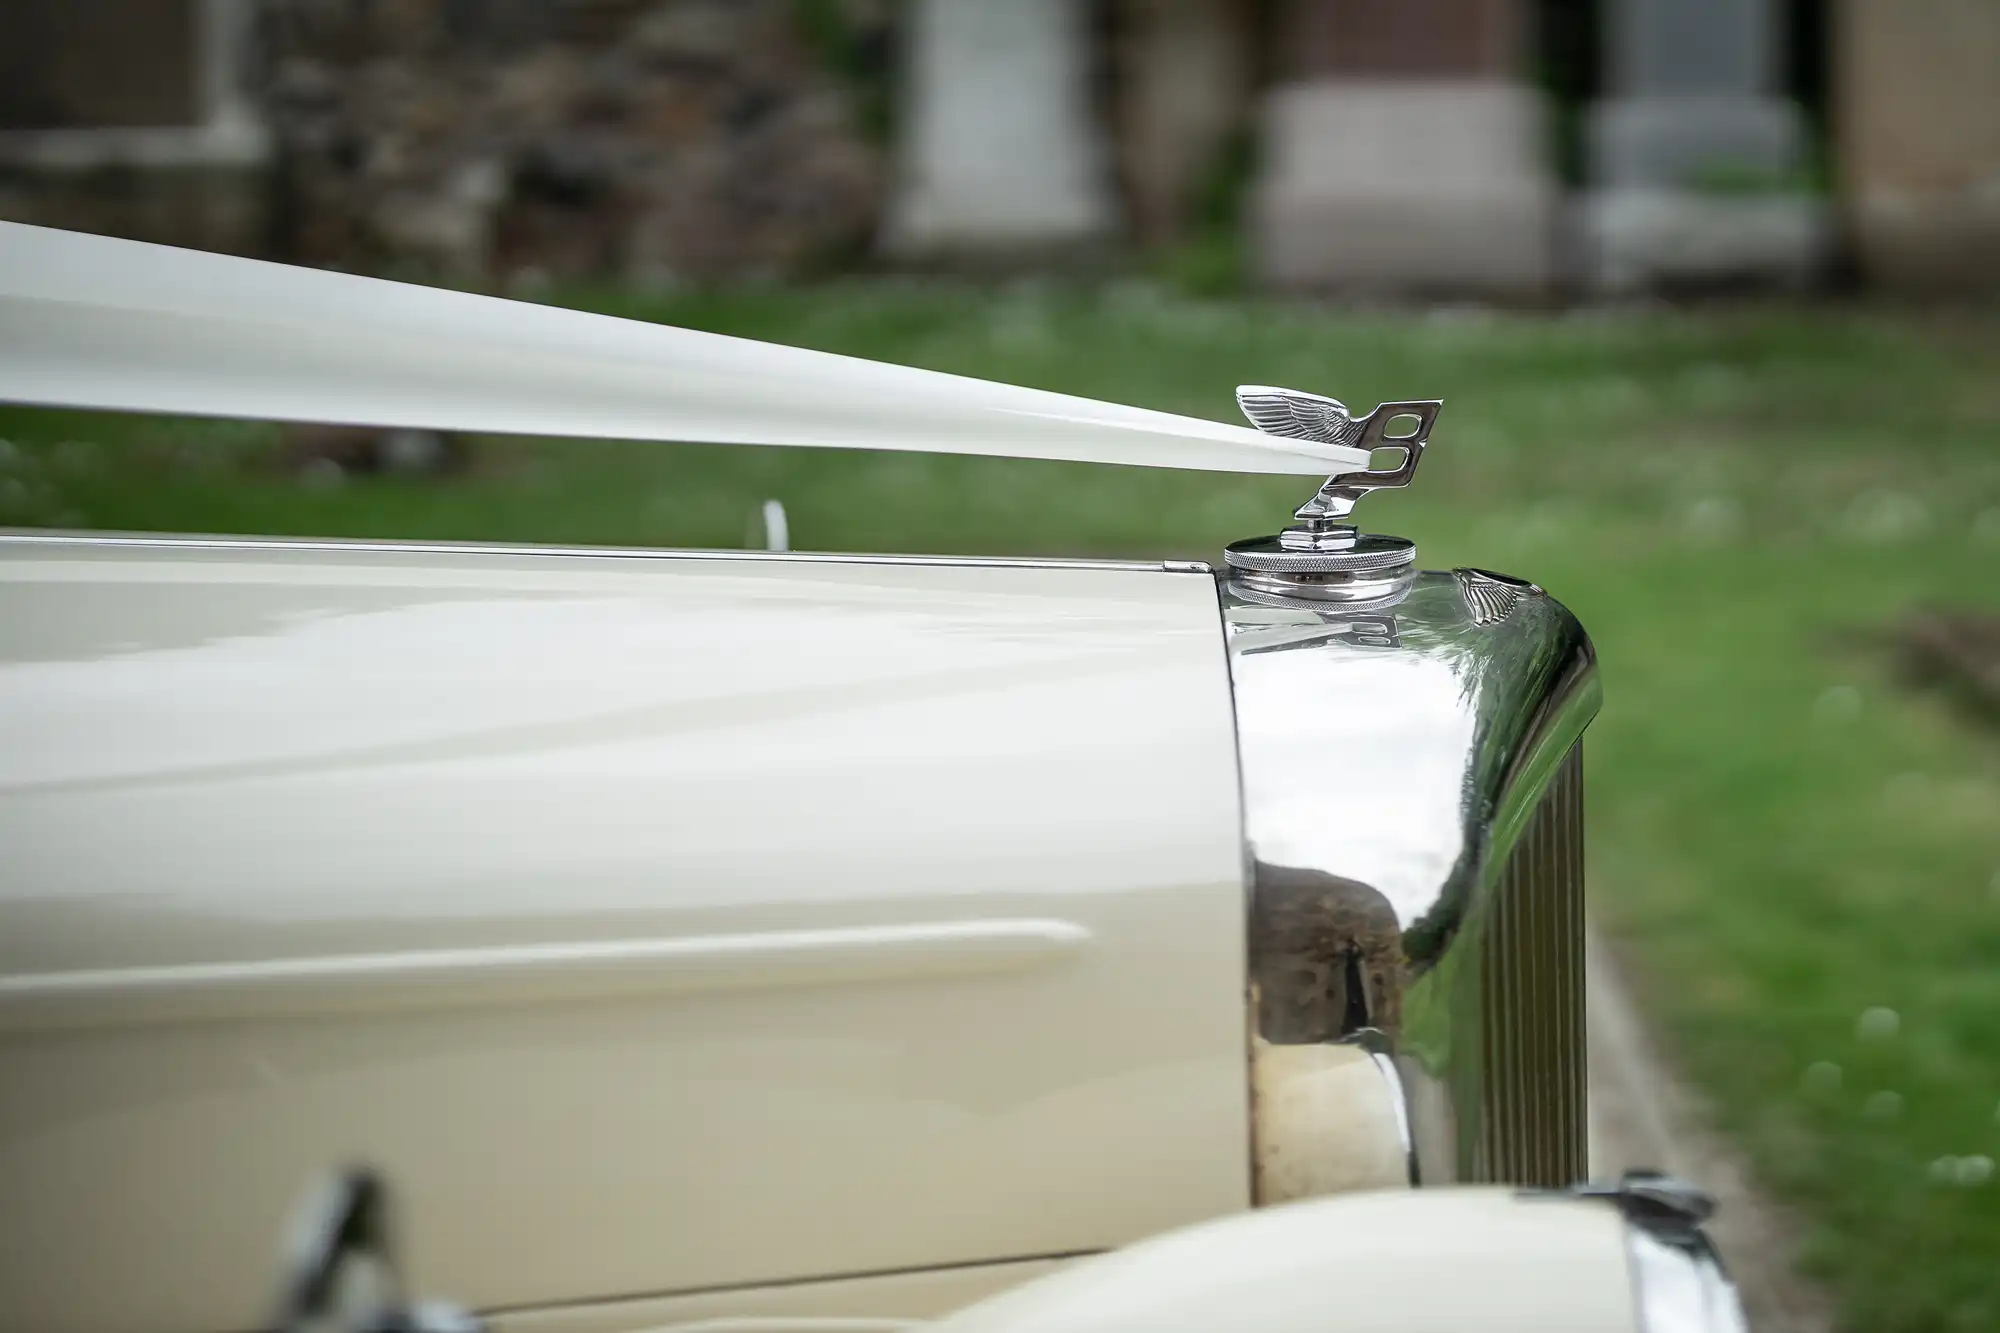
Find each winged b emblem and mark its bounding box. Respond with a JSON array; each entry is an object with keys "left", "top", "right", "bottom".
[{"left": 1233, "top": 385, "right": 1444, "bottom": 524}]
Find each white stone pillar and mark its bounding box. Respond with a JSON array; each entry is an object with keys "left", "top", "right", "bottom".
[
  {"left": 884, "top": 0, "right": 1117, "bottom": 256},
  {"left": 1248, "top": 0, "right": 1557, "bottom": 297},
  {"left": 1584, "top": 0, "right": 1827, "bottom": 290}
]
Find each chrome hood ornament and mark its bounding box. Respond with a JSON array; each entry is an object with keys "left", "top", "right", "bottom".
[{"left": 1225, "top": 387, "right": 1442, "bottom": 603}]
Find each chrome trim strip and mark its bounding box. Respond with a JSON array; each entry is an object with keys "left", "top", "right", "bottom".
[
  {"left": 1364, "top": 1045, "right": 1421, "bottom": 1187},
  {"left": 1632, "top": 1224, "right": 1744, "bottom": 1328},
  {"left": 0, "top": 529, "right": 1193, "bottom": 574},
  {"left": 0, "top": 919, "right": 1092, "bottom": 1033},
  {"left": 1587, "top": 1175, "right": 1749, "bottom": 1333},
  {"left": 1221, "top": 568, "right": 1600, "bottom": 1191},
  {"left": 1627, "top": 1226, "right": 1749, "bottom": 1333},
  {"left": 480, "top": 1250, "right": 1096, "bottom": 1321},
  {"left": 1530, "top": 1173, "right": 1748, "bottom": 1332}
]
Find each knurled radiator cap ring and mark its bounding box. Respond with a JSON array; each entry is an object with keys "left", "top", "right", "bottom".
[{"left": 1223, "top": 532, "right": 1416, "bottom": 575}]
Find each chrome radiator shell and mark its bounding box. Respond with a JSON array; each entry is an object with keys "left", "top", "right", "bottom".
[{"left": 1221, "top": 569, "right": 1598, "bottom": 1196}]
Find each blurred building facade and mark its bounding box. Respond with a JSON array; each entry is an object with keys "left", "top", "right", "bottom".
[{"left": 1, "top": 0, "right": 1995, "bottom": 295}]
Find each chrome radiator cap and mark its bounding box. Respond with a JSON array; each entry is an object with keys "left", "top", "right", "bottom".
[{"left": 1224, "top": 388, "right": 1443, "bottom": 603}]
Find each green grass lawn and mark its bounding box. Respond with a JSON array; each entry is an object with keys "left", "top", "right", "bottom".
[{"left": 4, "top": 283, "right": 1999, "bottom": 1330}]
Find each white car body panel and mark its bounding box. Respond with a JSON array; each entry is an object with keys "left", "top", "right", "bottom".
[
  {"left": 0, "top": 536, "right": 1252, "bottom": 1333},
  {"left": 496, "top": 1256, "right": 1071, "bottom": 1333},
  {"left": 926, "top": 1190, "right": 1641, "bottom": 1333}
]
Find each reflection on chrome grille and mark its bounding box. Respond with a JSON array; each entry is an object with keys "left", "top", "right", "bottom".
[{"left": 1477, "top": 743, "right": 1587, "bottom": 1187}]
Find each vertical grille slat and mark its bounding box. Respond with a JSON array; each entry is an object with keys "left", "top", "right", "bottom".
[{"left": 1475, "top": 744, "right": 1586, "bottom": 1187}]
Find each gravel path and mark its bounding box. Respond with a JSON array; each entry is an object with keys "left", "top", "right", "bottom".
[{"left": 1586, "top": 931, "right": 1834, "bottom": 1333}]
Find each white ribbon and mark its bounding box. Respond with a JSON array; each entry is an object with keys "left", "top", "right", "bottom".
[{"left": 0, "top": 223, "right": 1365, "bottom": 476}]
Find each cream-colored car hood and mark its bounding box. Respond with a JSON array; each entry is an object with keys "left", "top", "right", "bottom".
[{"left": 0, "top": 536, "right": 1251, "bottom": 1333}]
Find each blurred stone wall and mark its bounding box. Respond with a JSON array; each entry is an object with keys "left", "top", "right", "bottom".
[
  {"left": 1837, "top": 0, "right": 2000, "bottom": 291},
  {"left": 7, "top": 0, "right": 1997, "bottom": 296},
  {"left": 261, "top": 0, "right": 890, "bottom": 281},
  {"left": 0, "top": 0, "right": 271, "bottom": 256}
]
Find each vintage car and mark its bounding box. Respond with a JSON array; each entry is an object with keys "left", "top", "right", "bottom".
[{"left": 0, "top": 222, "right": 1727, "bottom": 1333}]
